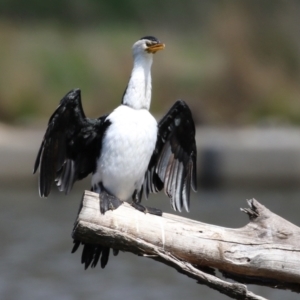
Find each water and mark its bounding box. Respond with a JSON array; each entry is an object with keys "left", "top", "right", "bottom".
[{"left": 1, "top": 181, "right": 299, "bottom": 300}]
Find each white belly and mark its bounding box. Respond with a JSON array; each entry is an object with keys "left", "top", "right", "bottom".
[{"left": 92, "top": 105, "right": 157, "bottom": 201}]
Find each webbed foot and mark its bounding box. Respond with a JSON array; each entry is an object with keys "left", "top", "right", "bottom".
[
  {"left": 131, "top": 202, "right": 162, "bottom": 216},
  {"left": 99, "top": 189, "right": 123, "bottom": 214}
]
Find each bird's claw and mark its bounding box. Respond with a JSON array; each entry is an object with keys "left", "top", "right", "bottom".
[
  {"left": 131, "top": 202, "right": 162, "bottom": 216},
  {"left": 99, "top": 190, "right": 123, "bottom": 214}
]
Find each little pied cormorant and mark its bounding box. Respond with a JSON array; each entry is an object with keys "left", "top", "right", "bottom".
[{"left": 33, "top": 36, "right": 197, "bottom": 269}]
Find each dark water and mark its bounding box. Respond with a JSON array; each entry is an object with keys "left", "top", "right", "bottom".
[{"left": 1, "top": 180, "right": 299, "bottom": 300}]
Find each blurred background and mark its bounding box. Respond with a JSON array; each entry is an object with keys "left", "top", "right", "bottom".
[
  {"left": 1, "top": 1, "right": 300, "bottom": 300},
  {"left": 1, "top": 0, "right": 300, "bottom": 125}
]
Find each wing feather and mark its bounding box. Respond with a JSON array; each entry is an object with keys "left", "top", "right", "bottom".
[
  {"left": 145, "top": 100, "right": 197, "bottom": 211},
  {"left": 33, "top": 89, "right": 109, "bottom": 197}
]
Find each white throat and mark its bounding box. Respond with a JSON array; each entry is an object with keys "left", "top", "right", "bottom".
[{"left": 122, "top": 53, "right": 153, "bottom": 110}]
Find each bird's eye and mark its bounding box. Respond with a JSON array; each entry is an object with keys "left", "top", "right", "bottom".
[{"left": 146, "top": 41, "right": 158, "bottom": 47}]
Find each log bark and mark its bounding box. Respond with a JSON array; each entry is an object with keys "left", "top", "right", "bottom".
[{"left": 72, "top": 190, "right": 300, "bottom": 299}]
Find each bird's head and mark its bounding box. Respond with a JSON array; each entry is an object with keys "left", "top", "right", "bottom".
[
  {"left": 123, "top": 36, "right": 165, "bottom": 109},
  {"left": 132, "top": 36, "right": 165, "bottom": 59}
]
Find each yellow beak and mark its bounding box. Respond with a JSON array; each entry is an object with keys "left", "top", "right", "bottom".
[{"left": 146, "top": 43, "right": 165, "bottom": 54}]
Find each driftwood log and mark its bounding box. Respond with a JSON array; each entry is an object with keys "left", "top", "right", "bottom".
[{"left": 72, "top": 190, "right": 300, "bottom": 300}]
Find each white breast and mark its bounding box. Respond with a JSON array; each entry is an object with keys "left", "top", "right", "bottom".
[{"left": 92, "top": 105, "right": 157, "bottom": 201}]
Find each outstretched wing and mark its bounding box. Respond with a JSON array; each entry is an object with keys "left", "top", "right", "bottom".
[
  {"left": 144, "top": 100, "right": 197, "bottom": 212},
  {"left": 33, "top": 89, "right": 109, "bottom": 197}
]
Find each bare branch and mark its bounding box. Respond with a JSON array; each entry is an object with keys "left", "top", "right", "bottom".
[{"left": 72, "top": 191, "right": 300, "bottom": 299}]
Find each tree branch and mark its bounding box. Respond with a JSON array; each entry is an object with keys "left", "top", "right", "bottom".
[{"left": 72, "top": 191, "right": 300, "bottom": 299}]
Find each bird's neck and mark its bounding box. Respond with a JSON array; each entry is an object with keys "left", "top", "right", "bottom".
[{"left": 122, "top": 55, "right": 153, "bottom": 110}]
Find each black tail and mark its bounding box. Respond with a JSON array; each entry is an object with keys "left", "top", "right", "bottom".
[{"left": 72, "top": 240, "right": 119, "bottom": 269}]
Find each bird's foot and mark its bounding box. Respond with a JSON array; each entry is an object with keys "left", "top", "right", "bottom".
[
  {"left": 131, "top": 202, "right": 162, "bottom": 216},
  {"left": 99, "top": 190, "right": 123, "bottom": 214}
]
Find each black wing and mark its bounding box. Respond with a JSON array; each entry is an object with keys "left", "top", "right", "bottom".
[
  {"left": 144, "top": 100, "right": 197, "bottom": 212},
  {"left": 33, "top": 89, "right": 109, "bottom": 197}
]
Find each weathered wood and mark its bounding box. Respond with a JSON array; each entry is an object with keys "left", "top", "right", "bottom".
[{"left": 72, "top": 190, "right": 300, "bottom": 299}]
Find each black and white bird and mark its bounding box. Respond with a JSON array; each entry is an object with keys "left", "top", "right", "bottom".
[{"left": 34, "top": 36, "right": 197, "bottom": 269}]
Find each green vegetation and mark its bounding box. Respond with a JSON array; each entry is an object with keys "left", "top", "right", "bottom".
[{"left": 1, "top": 1, "right": 300, "bottom": 125}]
